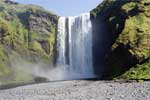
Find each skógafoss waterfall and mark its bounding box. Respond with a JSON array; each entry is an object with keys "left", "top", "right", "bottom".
[{"left": 56, "top": 13, "right": 95, "bottom": 80}]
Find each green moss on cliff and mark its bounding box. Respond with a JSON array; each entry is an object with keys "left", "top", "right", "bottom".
[
  {"left": 91, "top": 0, "right": 116, "bottom": 18},
  {"left": 92, "top": 0, "right": 150, "bottom": 79},
  {"left": 0, "top": 0, "right": 58, "bottom": 83},
  {"left": 121, "top": 62, "right": 150, "bottom": 80},
  {"left": 0, "top": 46, "right": 11, "bottom": 78}
]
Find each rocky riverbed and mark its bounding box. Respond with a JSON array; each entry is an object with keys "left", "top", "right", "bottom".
[{"left": 0, "top": 80, "right": 150, "bottom": 100}]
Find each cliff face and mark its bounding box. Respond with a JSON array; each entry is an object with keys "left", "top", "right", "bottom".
[
  {"left": 0, "top": 0, "right": 58, "bottom": 83},
  {"left": 91, "top": 0, "right": 150, "bottom": 79},
  {"left": 0, "top": 0, "right": 149, "bottom": 83}
]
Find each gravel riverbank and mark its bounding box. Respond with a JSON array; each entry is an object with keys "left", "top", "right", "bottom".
[{"left": 0, "top": 80, "right": 150, "bottom": 100}]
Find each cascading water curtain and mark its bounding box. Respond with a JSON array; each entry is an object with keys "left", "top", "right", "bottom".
[{"left": 56, "top": 13, "right": 95, "bottom": 79}]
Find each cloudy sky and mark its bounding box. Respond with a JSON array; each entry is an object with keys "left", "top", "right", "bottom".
[{"left": 14, "top": 0, "right": 102, "bottom": 16}]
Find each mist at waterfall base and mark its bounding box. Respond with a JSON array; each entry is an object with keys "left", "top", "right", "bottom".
[{"left": 11, "top": 13, "right": 95, "bottom": 81}]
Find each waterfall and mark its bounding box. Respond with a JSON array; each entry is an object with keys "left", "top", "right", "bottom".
[
  {"left": 56, "top": 13, "right": 95, "bottom": 80},
  {"left": 57, "top": 17, "right": 67, "bottom": 65}
]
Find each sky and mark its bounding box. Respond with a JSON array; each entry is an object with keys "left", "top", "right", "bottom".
[{"left": 14, "top": 0, "right": 103, "bottom": 16}]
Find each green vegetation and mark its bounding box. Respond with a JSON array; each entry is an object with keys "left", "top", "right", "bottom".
[
  {"left": 91, "top": 0, "right": 150, "bottom": 79},
  {"left": 0, "top": 0, "right": 58, "bottom": 83},
  {"left": 0, "top": 45, "right": 11, "bottom": 78},
  {"left": 121, "top": 62, "right": 150, "bottom": 80},
  {"left": 91, "top": 0, "right": 116, "bottom": 18}
]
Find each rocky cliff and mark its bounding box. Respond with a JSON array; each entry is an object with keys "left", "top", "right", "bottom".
[
  {"left": 0, "top": 0, "right": 150, "bottom": 84},
  {"left": 0, "top": 0, "right": 58, "bottom": 83},
  {"left": 91, "top": 0, "right": 150, "bottom": 79}
]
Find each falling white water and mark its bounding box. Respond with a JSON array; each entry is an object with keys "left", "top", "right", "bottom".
[
  {"left": 56, "top": 13, "right": 95, "bottom": 80},
  {"left": 57, "top": 17, "right": 67, "bottom": 65}
]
